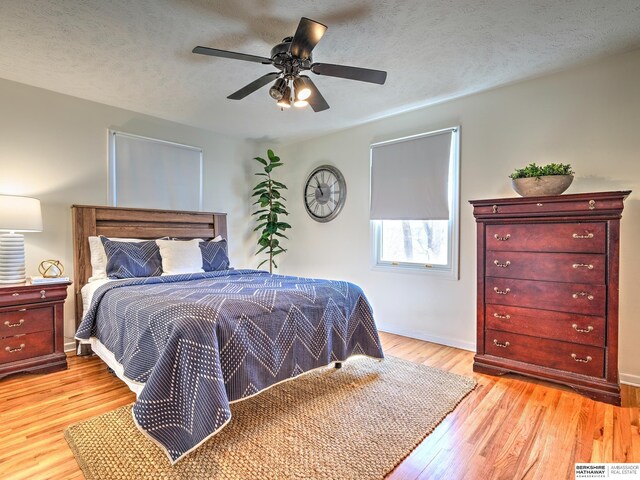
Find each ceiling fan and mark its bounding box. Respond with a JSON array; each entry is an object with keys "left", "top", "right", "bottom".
[{"left": 192, "top": 17, "right": 387, "bottom": 112}]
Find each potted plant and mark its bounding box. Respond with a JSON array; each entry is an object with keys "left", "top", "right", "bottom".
[
  {"left": 509, "top": 162, "right": 574, "bottom": 196},
  {"left": 251, "top": 149, "right": 291, "bottom": 273}
]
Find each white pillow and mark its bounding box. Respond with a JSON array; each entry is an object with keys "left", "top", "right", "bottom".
[
  {"left": 88, "top": 236, "right": 144, "bottom": 282},
  {"left": 156, "top": 239, "right": 204, "bottom": 275}
]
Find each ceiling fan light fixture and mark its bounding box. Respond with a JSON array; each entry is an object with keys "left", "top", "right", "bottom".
[
  {"left": 293, "top": 76, "right": 311, "bottom": 101},
  {"left": 277, "top": 86, "right": 292, "bottom": 108},
  {"left": 293, "top": 91, "right": 307, "bottom": 107},
  {"left": 269, "top": 78, "right": 287, "bottom": 100}
]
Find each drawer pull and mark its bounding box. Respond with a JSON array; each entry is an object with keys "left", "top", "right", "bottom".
[
  {"left": 493, "top": 260, "right": 511, "bottom": 268},
  {"left": 572, "top": 324, "right": 594, "bottom": 333},
  {"left": 572, "top": 291, "right": 594, "bottom": 301},
  {"left": 4, "top": 319, "right": 24, "bottom": 328},
  {"left": 493, "top": 339, "right": 510, "bottom": 348},
  {"left": 572, "top": 232, "right": 594, "bottom": 239},
  {"left": 492, "top": 205, "right": 499, "bottom": 213},
  {"left": 12, "top": 293, "right": 19, "bottom": 297},
  {"left": 493, "top": 313, "right": 511, "bottom": 320},
  {"left": 40, "top": 290, "right": 46, "bottom": 299},
  {"left": 588, "top": 200, "right": 596, "bottom": 210},
  {"left": 18, "top": 308, "right": 27, "bottom": 312},
  {"left": 572, "top": 263, "right": 594, "bottom": 270},
  {"left": 5, "top": 344, "right": 25, "bottom": 353},
  {"left": 493, "top": 287, "right": 511, "bottom": 295},
  {"left": 571, "top": 353, "right": 592, "bottom": 363},
  {"left": 493, "top": 233, "right": 510, "bottom": 241}
]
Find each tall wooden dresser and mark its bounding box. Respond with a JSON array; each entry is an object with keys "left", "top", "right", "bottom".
[{"left": 470, "top": 191, "right": 630, "bottom": 405}]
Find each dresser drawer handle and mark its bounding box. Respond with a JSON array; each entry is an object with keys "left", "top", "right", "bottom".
[
  {"left": 40, "top": 290, "right": 46, "bottom": 299},
  {"left": 493, "top": 234, "right": 510, "bottom": 241},
  {"left": 493, "top": 313, "right": 511, "bottom": 320},
  {"left": 12, "top": 293, "right": 19, "bottom": 297},
  {"left": 572, "top": 291, "right": 594, "bottom": 300},
  {"left": 572, "top": 232, "right": 594, "bottom": 239},
  {"left": 571, "top": 353, "right": 592, "bottom": 363},
  {"left": 493, "top": 260, "right": 511, "bottom": 268},
  {"left": 4, "top": 319, "right": 24, "bottom": 328},
  {"left": 572, "top": 263, "right": 594, "bottom": 270},
  {"left": 493, "top": 339, "right": 510, "bottom": 348},
  {"left": 5, "top": 344, "right": 25, "bottom": 353},
  {"left": 493, "top": 287, "right": 511, "bottom": 295},
  {"left": 572, "top": 324, "right": 594, "bottom": 333}
]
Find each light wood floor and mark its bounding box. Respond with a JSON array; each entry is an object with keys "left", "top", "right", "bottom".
[{"left": 0, "top": 332, "right": 638, "bottom": 479}]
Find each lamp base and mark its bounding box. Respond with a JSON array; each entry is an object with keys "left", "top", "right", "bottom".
[{"left": 0, "top": 233, "right": 27, "bottom": 284}]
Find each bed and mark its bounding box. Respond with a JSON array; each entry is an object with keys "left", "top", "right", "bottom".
[{"left": 71, "top": 205, "right": 384, "bottom": 464}]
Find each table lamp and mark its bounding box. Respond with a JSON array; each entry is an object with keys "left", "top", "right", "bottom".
[{"left": 0, "top": 195, "right": 43, "bottom": 284}]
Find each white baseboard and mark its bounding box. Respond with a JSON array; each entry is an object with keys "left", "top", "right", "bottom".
[
  {"left": 620, "top": 373, "right": 640, "bottom": 387},
  {"left": 64, "top": 341, "right": 76, "bottom": 353},
  {"left": 378, "top": 324, "right": 475, "bottom": 352}
]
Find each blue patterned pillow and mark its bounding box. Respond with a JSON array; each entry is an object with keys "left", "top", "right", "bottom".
[
  {"left": 100, "top": 237, "right": 163, "bottom": 279},
  {"left": 199, "top": 239, "right": 230, "bottom": 271}
]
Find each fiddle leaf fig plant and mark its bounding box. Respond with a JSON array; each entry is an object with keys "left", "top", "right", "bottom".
[
  {"left": 252, "top": 149, "right": 291, "bottom": 273},
  {"left": 509, "top": 162, "right": 574, "bottom": 179}
]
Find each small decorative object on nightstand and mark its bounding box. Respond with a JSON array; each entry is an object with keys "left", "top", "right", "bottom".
[{"left": 0, "top": 281, "right": 70, "bottom": 379}]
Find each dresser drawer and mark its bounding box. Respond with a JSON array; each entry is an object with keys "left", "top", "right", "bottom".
[
  {"left": 0, "top": 330, "right": 54, "bottom": 364},
  {"left": 486, "top": 251, "right": 605, "bottom": 283},
  {"left": 0, "top": 307, "right": 53, "bottom": 338},
  {"left": 485, "top": 329, "right": 604, "bottom": 377},
  {"left": 474, "top": 197, "right": 624, "bottom": 217},
  {"left": 0, "top": 287, "right": 66, "bottom": 307},
  {"left": 486, "top": 223, "right": 605, "bottom": 253},
  {"left": 486, "top": 278, "right": 605, "bottom": 316},
  {"left": 486, "top": 304, "right": 605, "bottom": 347}
]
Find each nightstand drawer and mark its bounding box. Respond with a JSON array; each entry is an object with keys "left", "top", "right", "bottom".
[
  {"left": 486, "top": 223, "right": 605, "bottom": 253},
  {"left": 0, "top": 307, "right": 53, "bottom": 338},
  {"left": 0, "top": 287, "right": 66, "bottom": 307},
  {"left": 486, "top": 329, "right": 604, "bottom": 377},
  {"left": 0, "top": 331, "right": 54, "bottom": 364}
]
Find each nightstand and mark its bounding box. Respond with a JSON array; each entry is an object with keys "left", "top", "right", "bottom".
[{"left": 0, "top": 282, "right": 70, "bottom": 379}]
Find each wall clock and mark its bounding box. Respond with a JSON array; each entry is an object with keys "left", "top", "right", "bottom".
[{"left": 304, "top": 165, "right": 347, "bottom": 222}]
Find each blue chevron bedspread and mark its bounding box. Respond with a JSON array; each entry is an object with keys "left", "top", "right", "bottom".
[{"left": 75, "top": 269, "right": 384, "bottom": 463}]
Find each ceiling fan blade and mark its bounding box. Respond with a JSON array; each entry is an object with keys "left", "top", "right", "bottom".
[
  {"left": 192, "top": 46, "right": 272, "bottom": 65},
  {"left": 301, "top": 76, "right": 330, "bottom": 112},
  {"left": 311, "top": 63, "right": 387, "bottom": 85},
  {"left": 227, "top": 72, "right": 280, "bottom": 100},
  {"left": 289, "top": 17, "right": 327, "bottom": 60}
]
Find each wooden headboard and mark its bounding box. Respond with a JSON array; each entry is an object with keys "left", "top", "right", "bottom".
[{"left": 71, "top": 204, "right": 227, "bottom": 328}]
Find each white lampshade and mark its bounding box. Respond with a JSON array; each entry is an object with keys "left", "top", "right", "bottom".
[
  {"left": 0, "top": 195, "right": 43, "bottom": 284},
  {"left": 0, "top": 195, "right": 43, "bottom": 232}
]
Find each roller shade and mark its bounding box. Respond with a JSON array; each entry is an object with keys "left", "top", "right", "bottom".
[
  {"left": 370, "top": 129, "right": 453, "bottom": 220},
  {"left": 109, "top": 131, "right": 203, "bottom": 211}
]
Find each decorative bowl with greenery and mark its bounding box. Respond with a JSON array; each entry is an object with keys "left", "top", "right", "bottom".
[{"left": 509, "top": 162, "right": 574, "bottom": 196}]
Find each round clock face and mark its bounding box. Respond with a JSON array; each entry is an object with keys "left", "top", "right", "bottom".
[{"left": 304, "top": 165, "right": 347, "bottom": 222}]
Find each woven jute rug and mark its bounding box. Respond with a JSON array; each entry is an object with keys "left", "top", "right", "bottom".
[{"left": 65, "top": 355, "right": 475, "bottom": 480}]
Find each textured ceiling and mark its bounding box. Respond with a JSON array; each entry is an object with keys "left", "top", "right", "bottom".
[{"left": 1, "top": 0, "right": 639, "bottom": 142}]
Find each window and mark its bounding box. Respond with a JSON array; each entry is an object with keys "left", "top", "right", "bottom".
[
  {"left": 108, "top": 130, "right": 203, "bottom": 211},
  {"left": 370, "top": 127, "right": 460, "bottom": 279}
]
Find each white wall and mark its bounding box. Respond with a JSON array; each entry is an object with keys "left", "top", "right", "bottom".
[
  {"left": 0, "top": 78, "right": 255, "bottom": 349},
  {"left": 274, "top": 49, "right": 640, "bottom": 383}
]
